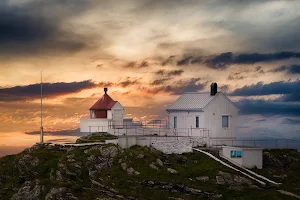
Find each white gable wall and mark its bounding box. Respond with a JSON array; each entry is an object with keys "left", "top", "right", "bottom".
[
  {"left": 168, "top": 111, "right": 205, "bottom": 136},
  {"left": 203, "top": 94, "right": 238, "bottom": 138}
]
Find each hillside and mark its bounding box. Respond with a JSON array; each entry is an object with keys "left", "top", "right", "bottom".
[{"left": 0, "top": 138, "right": 299, "bottom": 200}]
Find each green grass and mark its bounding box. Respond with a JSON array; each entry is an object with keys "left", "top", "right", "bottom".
[
  {"left": 76, "top": 132, "right": 118, "bottom": 143},
  {"left": 1, "top": 145, "right": 300, "bottom": 199}
]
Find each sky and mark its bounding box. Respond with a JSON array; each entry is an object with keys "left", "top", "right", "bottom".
[{"left": 0, "top": 0, "right": 300, "bottom": 150}]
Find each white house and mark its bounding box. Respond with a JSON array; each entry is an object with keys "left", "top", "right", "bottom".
[
  {"left": 80, "top": 88, "right": 124, "bottom": 133},
  {"left": 166, "top": 83, "right": 239, "bottom": 139}
]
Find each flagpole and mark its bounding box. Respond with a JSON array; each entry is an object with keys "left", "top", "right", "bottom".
[{"left": 40, "top": 70, "right": 43, "bottom": 143}]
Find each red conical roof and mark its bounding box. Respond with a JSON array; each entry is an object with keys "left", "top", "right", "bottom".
[{"left": 90, "top": 92, "right": 117, "bottom": 110}]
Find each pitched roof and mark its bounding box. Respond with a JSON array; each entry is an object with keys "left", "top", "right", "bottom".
[
  {"left": 167, "top": 92, "right": 236, "bottom": 111},
  {"left": 90, "top": 93, "right": 117, "bottom": 110}
]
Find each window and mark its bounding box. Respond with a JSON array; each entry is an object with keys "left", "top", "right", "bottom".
[
  {"left": 196, "top": 116, "right": 199, "bottom": 128},
  {"left": 222, "top": 116, "right": 229, "bottom": 128},
  {"left": 230, "top": 150, "right": 242, "bottom": 158},
  {"left": 174, "top": 116, "right": 177, "bottom": 128}
]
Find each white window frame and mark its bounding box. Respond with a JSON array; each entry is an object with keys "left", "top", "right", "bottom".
[
  {"left": 222, "top": 115, "right": 229, "bottom": 128},
  {"left": 195, "top": 116, "right": 199, "bottom": 128},
  {"left": 174, "top": 116, "right": 177, "bottom": 129}
]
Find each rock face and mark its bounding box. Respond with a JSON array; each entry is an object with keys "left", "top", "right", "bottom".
[
  {"left": 45, "top": 187, "right": 78, "bottom": 200},
  {"left": 141, "top": 180, "right": 218, "bottom": 197},
  {"left": 17, "top": 155, "right": 39, "bottom": 180},
  {"left": 215, "top": 171, "right": 253, "bottom": 190},
  {"left": 11, "top": 180, "right": 43, "bottom": 200}
]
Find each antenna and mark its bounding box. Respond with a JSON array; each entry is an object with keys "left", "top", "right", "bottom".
[{"left": 40, "top": 70, "right": 43, "bottom": 143}]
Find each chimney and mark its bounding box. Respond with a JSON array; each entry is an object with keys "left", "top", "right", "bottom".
[
  {"left": 104, "top": 88, "right": 108, "bottom": 94},
  {"left": 210, "top": 83, "right": 217, "bottom": 96}
]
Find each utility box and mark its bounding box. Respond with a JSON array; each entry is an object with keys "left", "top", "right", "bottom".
[{"left": 221, "top": 146, "right": 263, "bottom": 169}]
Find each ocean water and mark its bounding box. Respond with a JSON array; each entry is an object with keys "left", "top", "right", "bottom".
[{"left": 0, "top": 131, "right": 84, "bottom": 157}]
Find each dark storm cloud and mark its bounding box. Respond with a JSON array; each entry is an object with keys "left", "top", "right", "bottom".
[
  {"left": 270, "top": 65, "right": 300, "bottom": 74},
  {"left": 282, "top": 118, "right": 300, "bottom": 125},
  {"left": 147, "top": 78, "right": 206, "bottom": 95},
  {"left": 0, "top": 80, "right": 100, "bottom": 101},
  {"left": 0, "top": 0, "right": 91, "bottom": 56},
  {"left": 277, "top": 93, "right": 300, "bottom": 102},
  {"left": 236, "top": 99, "right": 300, "bottom": 117},
  {"left": 176, "top": 52, "right": 300, "bottom": 69},
  {"left": 230, "top": 81, "right": 300, "bottom": 96}
]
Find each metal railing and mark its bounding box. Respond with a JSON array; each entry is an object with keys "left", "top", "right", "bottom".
[{"left": 207, "top": 139, "right": 300, "bottom": 149}]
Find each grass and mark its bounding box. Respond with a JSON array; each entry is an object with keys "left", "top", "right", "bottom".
[
  {"left": 1, "top": 144, "right": 300, "bottom": 199},
  {"left": 76, "top": 132, "right": 118, "bottom": 143}
]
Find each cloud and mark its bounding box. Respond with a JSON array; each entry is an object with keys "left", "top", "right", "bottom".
[
  {"left": 177, "top": 56, "right": 193, "bottom": 66},
  {"left": 0, "top": 0, "right": 92, "bottom": 57},
  {"left": 230, "top": 81, "right": 300, "bottom": 96},
  {"left": 270, "top": 64, "right": 300, "bottom": 74},
  {"left": 117, "top": 77, "right": 140, "bottom": 87},
  {"left": 147, "top": 78, "right": 206, "bottom": 95},
  {"left": 276, "top": 93, "right": 300, "bottom": 102},
  {"left": 122, "top": 60, "right": 152, "bottom": 68},
  {"left": 228, "top": 75, "right": 244, "bottom": 80},
  {"left": 161, "top": 56, "right": 176, "bottom": 66},
  {"left": 154, "top": 69, "right": 184, "bottom": 77},
  {"left": 151, "top": 78, "right": 171, "bottom": 86},
  {"left": 25, "top": 128, "right": 80, "bottom": 136},
  {"left": 282, "top": 118, "right": 300, "bottom": 125},
  {"left": 0, "top": 80, "right": 100, "bottom": 101},
  {"left": 176, "top": 52, "right": 300, "bottom": 69},
  {"left": 236, "top": 99, "right": 300, "bottom": 117}
]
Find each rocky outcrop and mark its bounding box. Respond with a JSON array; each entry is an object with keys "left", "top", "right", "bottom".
[
  {"left": 11, "top": 180, "right": 44, "bottom": 200},
  {"left": 17, "top": 155, "right": 39, "bottom": 181},
  {"left": 216, "top": 171, "right": 254, "bottom": 190},
  {"left": 45, "top": 187, "right": 78, "bottom": 200},
  {"left": 141, "top": 180, "right": 220, "bottom": 198}
]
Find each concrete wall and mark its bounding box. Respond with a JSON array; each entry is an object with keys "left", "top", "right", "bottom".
[
  {"left": 204, "top": 94, "right": 238, "bottom": 138},
  {"left": 222, "top": 146, "right": 263, "bottom": 169},
  {"left": 112, "top": 102, "right": 124, "bottom": 127},
  {"left": 80, "top": 118, "right": 110, "bottom": 133},
  {"left": 222, "top": 146, "right": 243, "bottom": 166},
  {"left": 243, "top": 149, "right": 263, "bottom": 169}
]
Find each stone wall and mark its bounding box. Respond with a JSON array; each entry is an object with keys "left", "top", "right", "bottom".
[{"left": 150, "top": 139, "right": 193, "bottom": 154}]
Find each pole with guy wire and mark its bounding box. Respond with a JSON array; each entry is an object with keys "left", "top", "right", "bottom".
[{"left": 40, "top": 70, "right": 44, "bottom": 143}]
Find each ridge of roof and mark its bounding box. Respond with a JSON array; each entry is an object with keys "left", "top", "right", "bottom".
[
  {"left": 166, "top": 92, "right": 223, "bottom": 111},
  {"left": 90, "top": 93, "right": 117, "bottom": 110}
]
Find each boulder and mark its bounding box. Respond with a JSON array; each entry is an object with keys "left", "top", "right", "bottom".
[
  {"left": 156, "top": 159, "right": 164, "bottom": 166},
  {"left": 167, "top": 168, "right": 178, "bottom": 174},
  {"left": 196, "top": 176, "right": 209, "bottom": 182},
  {"left": 149, "top": 163, "right": 159, "bottom": 170}
]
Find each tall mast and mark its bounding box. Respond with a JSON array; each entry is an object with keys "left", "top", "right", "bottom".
[{"left": 40, "top": 70, "right": 43, "bottom": 143}]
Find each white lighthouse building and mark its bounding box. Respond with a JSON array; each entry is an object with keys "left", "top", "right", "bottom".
[{"left": 80, "top": 88, "right": 124, "bottom": 133}]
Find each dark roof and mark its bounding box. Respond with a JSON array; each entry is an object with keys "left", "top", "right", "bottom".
[{"left": 90, "top": 93, "right": 117, "bottom": 110}]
